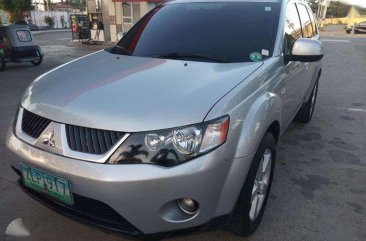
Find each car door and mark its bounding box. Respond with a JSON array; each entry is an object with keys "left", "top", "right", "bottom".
[{"left": 282, "top": 1, "right": 307, "bottom": 127}]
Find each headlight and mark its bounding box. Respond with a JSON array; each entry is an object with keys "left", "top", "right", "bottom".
[{"left": 108, "top": 115, "right": 229, "bottom": 167}]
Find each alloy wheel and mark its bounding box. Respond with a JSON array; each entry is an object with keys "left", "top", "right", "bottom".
[{"left": 249, "top": 148, "right": 272, "bottom": 221}]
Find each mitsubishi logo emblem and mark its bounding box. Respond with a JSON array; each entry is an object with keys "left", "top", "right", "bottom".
[{"left": 43, "top": 130, "right": 55, "bottom": 147}]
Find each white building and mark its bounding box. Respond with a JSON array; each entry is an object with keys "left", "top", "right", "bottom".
[
  {"left": 33, "top": 0, "right": 48, "bottom": 11},
  {"left": 0, "top": 9, "right": 8, "bottom": 24}
]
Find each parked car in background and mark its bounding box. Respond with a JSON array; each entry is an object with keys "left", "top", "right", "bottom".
[
  {"left": 346, "top": 21, "right": 366, "bottom": 34},
  {"left": 6, "top": 0, "right": 323, "bottom": 239},
  {"left": 14, "top": 20, "right": 39, "bottom": 31}
]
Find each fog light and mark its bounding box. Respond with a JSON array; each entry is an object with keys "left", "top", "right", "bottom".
[{"left": 177, "top": 198, "right": 199, "bottom": 214}]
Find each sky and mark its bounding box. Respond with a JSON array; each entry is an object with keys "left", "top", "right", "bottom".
[{"left": 339, "top": 0, "right": 366, "bottom": 8}]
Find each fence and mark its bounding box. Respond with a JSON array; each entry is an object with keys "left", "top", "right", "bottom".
[
  {"left": 320, "top": 17, "right": 366, "bottom": 28},
  {"left": 30, "top": 11, "right": 70, "bottom": 29}
]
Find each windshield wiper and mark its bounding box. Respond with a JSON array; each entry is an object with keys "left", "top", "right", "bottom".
[
  {"left": 113, "top": 45, "right": 132, "bottom": 56},
  {"left": 150, "top": 52, "right": 229, "bottom": 63}
]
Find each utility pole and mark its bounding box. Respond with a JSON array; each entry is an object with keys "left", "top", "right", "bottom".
[{"left": 317, "top": 0, "right": 330, "bottom": 19}]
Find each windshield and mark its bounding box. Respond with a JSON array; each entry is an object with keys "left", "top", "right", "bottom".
[{"left": 116, "top": 2, "right": 280, "bottom": 63}]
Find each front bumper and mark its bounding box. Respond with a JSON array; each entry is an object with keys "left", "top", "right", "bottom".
[{"left": 6, "top": 128, "right": 253, "bottom": 236}]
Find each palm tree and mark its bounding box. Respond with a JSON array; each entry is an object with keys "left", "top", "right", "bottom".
[{"left": 0, "top": 0, "right": 34, "bottom": 22}]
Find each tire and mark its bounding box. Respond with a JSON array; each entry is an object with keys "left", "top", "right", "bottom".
[
  {"left": 227, "top": 132, "right": 276, "bottom": 237},
  {"left": 31, "top": 49, "right": 43, "bottom": 66},
  {"left": 294, "top": 79, "right": 319, "bottom": 123},
  {"left": 0, "top": 55, "right": 5, "bottom": 71}
]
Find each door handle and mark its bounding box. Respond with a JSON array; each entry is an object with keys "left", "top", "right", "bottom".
[{"left": 305, "top": 62, "right": 309, "bottom": 70}]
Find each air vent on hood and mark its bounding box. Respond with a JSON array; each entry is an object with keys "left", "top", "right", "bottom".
[
  {"left": 21, "top": 109, "right": 51, "bottom": 139},
  {"left": 65, "top": 125, "right": 125, "bottom": 155}
]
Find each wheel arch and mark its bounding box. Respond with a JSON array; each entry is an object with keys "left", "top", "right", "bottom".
[
  {"left": 229, "top": 93, "right": 283, "bottom": 159},
  {"left": 266, "top": 120, "right": 281, "bottom": 144},
  {"left": 213, "top": 95, "right": 282, "bottom": 218}
]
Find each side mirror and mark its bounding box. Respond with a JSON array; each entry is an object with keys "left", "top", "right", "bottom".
[{"left": 290, "top": 38, "right": 324, "bottom": 62}]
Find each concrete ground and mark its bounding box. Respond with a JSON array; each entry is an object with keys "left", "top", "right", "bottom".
[{"left": 0, "top": 31, "right": 365, "bottom": 241}]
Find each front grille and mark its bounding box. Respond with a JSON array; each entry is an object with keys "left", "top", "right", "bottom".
[
  {"left": 66, "top": 125, "right": 124, "bottom": 155},
  {"left": 21, "top": 109, "right": 51, "bottom": 138}
]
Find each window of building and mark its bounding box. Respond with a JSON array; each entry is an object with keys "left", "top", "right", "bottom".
[
  {"left": 122, "top": 3, "right": 133, "bottom": 24},
  {"left": 132, "top": 3, "right": 141, "bottom": 24},
  {"left": 122, "top": 3, "right": 140, "bottom": 24}
]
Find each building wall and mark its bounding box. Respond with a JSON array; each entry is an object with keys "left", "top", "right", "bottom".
[
  {"left": 109, "top": 1, "right": 117, "bottom": 42},
  {"left": 88, "top": 0, "right": 161, "bottom": 43},
  {"left": 31, "top": 11, "right": 70, "bottom": 28},
  {"left": 321, "top": 17, "right": 366, "bottom": 27},
  {"left": 102, "top": 0, "right": 112, "bottom": 41},
  {"left": 33, "top": 0, "right": 47, "bottom": 11},
  {"left": 320, "top": 6, "right": 366, "bottom": 28}
]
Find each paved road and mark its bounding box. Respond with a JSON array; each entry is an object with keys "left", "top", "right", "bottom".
[{"left": 0, "top": 31, "right": 365, "bottom": 241}]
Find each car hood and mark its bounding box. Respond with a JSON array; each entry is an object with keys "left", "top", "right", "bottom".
[{"left": 22, "top": 50, "right": 262, "bottom": 132}]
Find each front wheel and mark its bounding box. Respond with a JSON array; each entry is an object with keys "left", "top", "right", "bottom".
[
  {"left": 31, "top": 49, "right": 43, "bottom": 66},
  {"left": 294, "top": 79, "right": 319, "bottom": 123},
  {"left": 227, "top": 132, "right": 276, "bottom": 237}
]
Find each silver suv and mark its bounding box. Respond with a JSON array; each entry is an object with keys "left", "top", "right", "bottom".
[{"left": 6, "top": 0, "right": 323, "bottom": 238}]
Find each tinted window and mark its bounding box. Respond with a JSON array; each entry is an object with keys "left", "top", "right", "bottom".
[
  {"left": 117, "top": 2, "right": 280, "bottom": 63},
  {"left": 285, "top": 3, "right": 302, "bottom": 54},
  {"left": 297, "top": 4, "right": 313, "bottom": 38}
]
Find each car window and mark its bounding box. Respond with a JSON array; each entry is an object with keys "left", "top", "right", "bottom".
[
  {"left": 117, "top": 2, "right": 280, "bottom": 63},
  {"left": 297, "top": 4, "right": 314, "bottom": 38},
  {"left": 306, "top": 6, "right": 318, "bottom": 36},
  {"left": 284, "top": 3, "right": 302, "bottom": 54},
  {"left": 16, "top": 30, "right": 32, "bottom": 42}
]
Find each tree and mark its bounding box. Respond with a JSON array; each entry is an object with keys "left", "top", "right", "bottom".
[
  {"left": 44, "top": 16, "right": 55, "bottom": 28},
  {"left": 307, "top": 0, "right": 319, "bottom": 14},
  {"left": 326, "top": 0, "right": 351, "bottom": 18},
  {"left": 71, "top": 0, "right": 87, "bottom": 11},
  {"left": 0, "top": 0, "right": 34, "bottom": 22}
]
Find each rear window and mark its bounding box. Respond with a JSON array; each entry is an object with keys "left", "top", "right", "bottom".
[
  {"left": 16, "top": 30, "right": 32, "bottom": 42},
  {"left": 117, "top": 2, "right": 280, "bottom": 63}
]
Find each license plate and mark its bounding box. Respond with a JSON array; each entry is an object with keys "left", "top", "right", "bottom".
[{"left": 21, "top": 164, "right": 74, "bottom": 205}]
